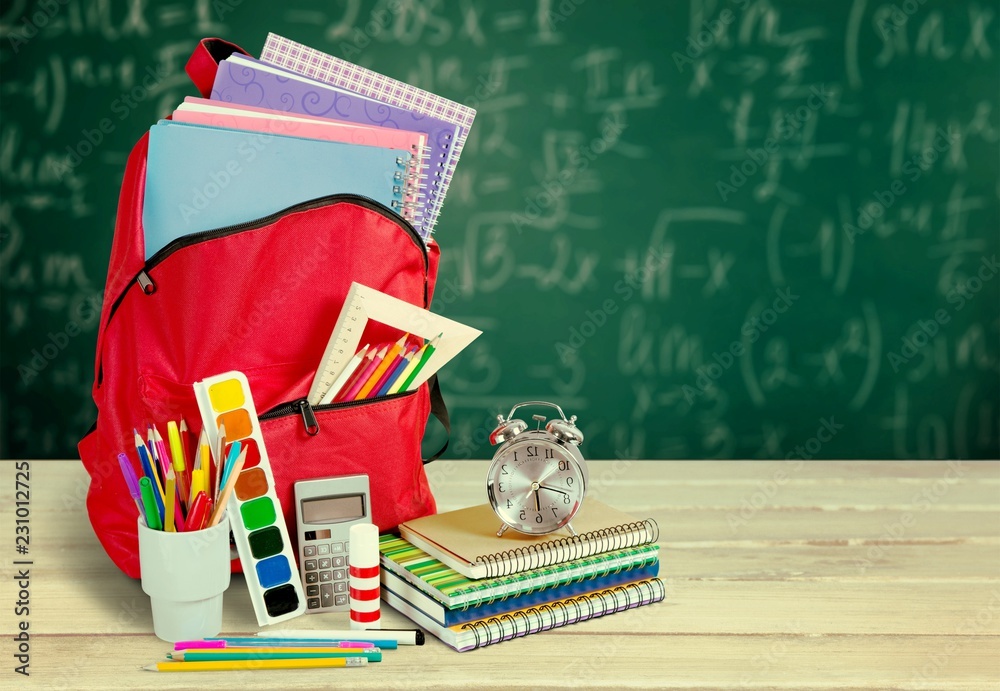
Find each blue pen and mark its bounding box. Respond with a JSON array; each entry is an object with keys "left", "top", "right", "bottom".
[
  {"left": 220, "top": 440, "right": 242, "bottom": 489},
  {"left": 134, "top": 430, "right": 164, "bottom": 522},
  {"left": 117, "top": 453, "right": 144, "bottom": 516}
]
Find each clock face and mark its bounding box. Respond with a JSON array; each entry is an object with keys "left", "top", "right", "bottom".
[{"left": 487, "top": 435, "right": 585, "bottom": 535}]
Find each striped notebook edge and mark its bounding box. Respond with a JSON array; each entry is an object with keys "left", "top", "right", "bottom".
[
  {"left": 379, "top": 534, "right": 660, "bottom": 609},
  {"left": 382, "top": 577, "right": 666, "bottom": 652}
]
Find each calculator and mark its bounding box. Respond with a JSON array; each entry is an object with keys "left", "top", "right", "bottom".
[{"left": 293, "top": 474, "right": 371, "bottom": 613}]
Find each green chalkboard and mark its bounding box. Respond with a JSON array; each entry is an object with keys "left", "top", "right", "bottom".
[{"left": 1, "top": 0, "right": 997, "bottom": 460}]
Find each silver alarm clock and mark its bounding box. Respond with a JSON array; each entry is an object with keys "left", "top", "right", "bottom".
[{"left": 486, "top": 401, "right": 588, "bottom": 538}]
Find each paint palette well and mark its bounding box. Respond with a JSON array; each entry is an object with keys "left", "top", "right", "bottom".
[{"left": 194, "top": 371, "right": 305, "bottom": 626}]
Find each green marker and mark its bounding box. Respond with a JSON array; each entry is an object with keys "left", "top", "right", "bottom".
[
  {"left": 140, "top": 476, "right": 163, "bottom": 530},
  {"left": 397, "top": 334, "right": 440, "bottom": 392}
]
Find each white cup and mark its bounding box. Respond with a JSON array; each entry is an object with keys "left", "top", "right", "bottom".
[{"left": 138, "top": 517, "right": 232, "bottom": 642}]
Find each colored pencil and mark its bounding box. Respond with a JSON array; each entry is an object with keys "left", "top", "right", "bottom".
[
  {"left": 168, "top": 648, "right": 381, "bottom": 662},
  {"left": 139, "top": 477, "right": 162, "bottom": 531},
  {"left": 164, "top": 468, "right": 176, "bottom": 532},
  {"left": 333, "top": 347, "right": 377, "bottom": 402},
  {"left": 214, "top": 424, "right": 226, "bottom": 503},
  {"left": 376, "top": 346, "right": 416, "bottom": 397},
  {"left": 144, "top": 657, "right": 368, "bottom": 672},
  {"left": 219, "top": 440, "right": 242, "bottom": 490},
  {"left": 319, "top": 345, "right": 369, "bottom": 405},
  {"left": 356, "top": 335, "right": 407, "bottom": 399},
  {"left": 134, "top": 431, "right": 165, "bottom": 520},
  {"left": 197, "top": 429, "right": 212, "bottom": 498},
  {"left": 118, "top": 453, "right": 144, "bottom": 516},
  {"left": 208, "top": 447, "right": 247, "bottom": 527},
  {"left": 167, "top": 421, "right": 190, "bottom": 510},
  {"left": 398, "top": 333, "right": 439, "bottom": 392},
  {"left": 340, "top": 346, "right": 386, "bottom": 401},
  {"left": 179, "top": 418, "right": 193, "bottom": 477}
]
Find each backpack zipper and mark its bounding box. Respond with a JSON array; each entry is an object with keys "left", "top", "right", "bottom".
[
  {"left": 97, "top": 194, "right": 428, "bottom": 386},
  {"left": 259, "top": 391, "right": 415, "bottom": 435}
]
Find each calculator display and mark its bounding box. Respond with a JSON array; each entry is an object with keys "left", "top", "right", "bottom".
[{"left": 301, "top": 494, "right": 365, "bottom": 524}]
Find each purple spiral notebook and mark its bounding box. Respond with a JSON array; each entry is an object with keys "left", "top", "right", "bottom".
[
  {"left": 211, "top": 55, "right": 458, "bottom": 239},
  {"left": 260, "top": 33, "right": 475, "bottom": 235}
]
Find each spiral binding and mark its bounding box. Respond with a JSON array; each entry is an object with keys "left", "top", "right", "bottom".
[
  {"left": 460, "top": 578, "right": 666, "bottom": 649},
  {"left": 390, "top": 153, "right": 429, "bottom": 227},
  {"left": 474, "top": 518, "right": 659, "bottom": 579}
]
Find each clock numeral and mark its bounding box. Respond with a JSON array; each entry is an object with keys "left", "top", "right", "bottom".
[
  {"left": 544, "top": 448, "right": 554, "bottom": 459},
  {"left": 566, "top": 477, "right": 574, "bottom": 486},
  {"left": 501, "top": 464, "right": 509, "bottom": 475},
  {"left": 506, "top": 499, "right": 512, "bottom": 509},
  {"left": 557, "top": 460, "right": 569, "bottom": 471},
  {"left": 519, "top": 509, "right": 527, "bottom": 521},
  {"left": 526, "top": 446, "right": 537, "bottom": 457},
  {"left": 535, "top": 513, "right": 543, "bottom": 523},
  {"left": 497, "top": 482, "right": 505, "bottom": 493},
  {"left": 563, "top": 494, "right": 570, "bottom": 504},
  {"left": 550, "top": 507, "right": 558, "bottom": 517},
  {"left": 513, "top": 451, "right": 518, "bottom": 462}
]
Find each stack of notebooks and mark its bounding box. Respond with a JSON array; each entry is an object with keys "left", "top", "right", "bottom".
[
  {"left": 142, "top": 33, "right": 475, "bottom": 259},
  {"left": 379, "top": 500, "right": 664, "bottom": 651}
]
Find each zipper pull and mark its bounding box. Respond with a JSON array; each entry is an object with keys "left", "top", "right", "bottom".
[
  {"left": 296, "top": 399, "right": 320, "bottom": 436},
  {"left": 137, "top": 271, "right": 156, "bottom": 294}
]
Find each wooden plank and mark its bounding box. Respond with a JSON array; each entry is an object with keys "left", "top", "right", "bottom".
[{"left": 17, "top": 632, "right": 1000, "bottom": 690}]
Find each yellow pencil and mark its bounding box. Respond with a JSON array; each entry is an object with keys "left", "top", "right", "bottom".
[
  {"left": 164, "top": 468, "right": 176, "bottom": 533},
  {"left": 188, "top": 469, "right": 205, "bottom": 506},
  {"left": 144, "top": 657, "right": 369, "bottom": 672},
  {"left": 208, "top": 447, "right": 247, "bottom": 527},
  {"left": 167, "top": 421, "right": 189, "bottom": 509},
  {"left": 355, "top": 335, "right": 407, "bottom": 400}
]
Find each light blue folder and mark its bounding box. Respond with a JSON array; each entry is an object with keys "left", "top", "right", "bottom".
[{"left": 142, "top": 120, "right": 410, "bottom": 259}]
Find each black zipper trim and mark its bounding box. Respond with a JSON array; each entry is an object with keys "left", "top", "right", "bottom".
[
  {"left": 259, "top": 390, "right": 417, "bottom": 434},
  {"left": 97, "top": 194, "right": 428, "bottom": 386}
]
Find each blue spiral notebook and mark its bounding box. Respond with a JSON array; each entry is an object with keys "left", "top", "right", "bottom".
[{"left": 141, "top": 119, "right": 414, "bottom": 259}]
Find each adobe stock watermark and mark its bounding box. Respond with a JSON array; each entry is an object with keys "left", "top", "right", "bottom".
[
  {"left": 875, "top": 0, "right": 929, "bottom": 38},
  {"left": 843, "top": 127, "right": 958, "bottom": 243},
  {"left": 909, "top": 588, "right": 1000, "bottom": 688},
  {"left": 555, "top": 244, "right": 671, "bottom": 364},
  {"left": 511, "top": 113, "right": 626, "bottom": 232},
  {"left": 672, "top": 0, "right": 751, "bottom": 72},
  {"left": 681, "top": 287, "right": 799, "bottom": 402},
  {"left": 5, "top": 0, "right": 71, "bottom": 53},
  {"left": 887, "top": 255, "right": 998, "bottom": 373},
  {"left": 716, "top": 86, "right": 830, "bottom": 201},
  {"left": 856, "top": 460, "right": 966, "bottom": 574},
  {"left": 17, "top": 292, "right": 103, "bottom": 385}
]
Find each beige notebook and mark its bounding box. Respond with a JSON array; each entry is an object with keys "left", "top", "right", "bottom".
[{"left": 398, "top": 500, "right": 659, "bottom": 579}]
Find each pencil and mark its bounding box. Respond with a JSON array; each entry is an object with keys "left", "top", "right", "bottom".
[
  {"left": 208, "top": 447, "right": 247, "bottom": 527},
  {"left": 214, "top": 424, "right": 226, "bottom": 503},
  {"left": 398, "top": 333, "right": 439, "bottom": 392},
  {"left": 332, "top": 347, "right": 377, "bottom": 402},
  {"left": 168, "top": 648, "right": 381, "bottom": 662},
  {"left": 167, "top": 421, "right": 189, "bottom": 510},
  {"left": 355, "top": 335, "right": 407, "bottom": 399},
  {"left": 340, "top": 346, "right": 386, "bottom": 401},
  {"left": 164, "top": 468, "right": 176, "bottom": 532},
  {"left": 219, "top": 441, "right": 242, "bottom": 491},
  {"left": 319, "top": 345, "right": 369, "bottom": 405},
  {"left": 143, "top": 657, "right": 368, "bottom": 671},
  {"left": 375, "top": 346, "right": 416, "bottom": 397},
  {"left": 134, "top": 431, "right": 165, "bottom": 520}
]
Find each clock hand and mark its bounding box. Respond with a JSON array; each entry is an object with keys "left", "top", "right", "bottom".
[
  {"left": 534, "top": 486, "right": 540, "bottom": 512},
  {"left": 538, "top": 484, "right": 569, "bottom": 496}
]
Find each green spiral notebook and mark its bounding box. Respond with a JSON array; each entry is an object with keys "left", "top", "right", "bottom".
[{"left": 379, "top": 534, "right": 660, "bottom": 609}]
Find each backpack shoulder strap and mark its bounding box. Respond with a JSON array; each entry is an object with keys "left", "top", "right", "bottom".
[{"left": 185, "top": 37, "right": 251, "bottom": 98}]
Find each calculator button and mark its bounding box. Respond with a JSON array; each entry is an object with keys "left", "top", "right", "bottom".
[
  {"left": 317, "top": 544, "right": 330, "bottom": 555},
  {"left": 330, "top": 542, "right": 344, "bottom": 553},
  {"left": 304, "top": 559, "right": 317, "bottom": 571},
  {"left": 332, "top": 556, "right": 345, "bottom": 568},
  {"left": 335, "top": 594, "right": 348, "bottom": 606},
  {"left": 306, "top": 585, "right": 319, "bottom": 597},
  {"left": 334, "top": 581, "right": 346, "bottom": 593},
  {"left": 307, "top": 598, "right": 320, "bottom": 610},
  {"left": 318, "top": 557, "right": 331, "bottom": 570},
  {"left": 305, "top": 572, "right": 318, "bottom": 584},
  {"left": 321, "top": 583, "right": 333, "bottom": 606},
  {"left": 319, "top": 570, "right": 333, "bottom": 582},
  {"left": 303, "top": 545, "right": 316, "bottom": 557},
  {"left": 332, "top": 569, "right": 345, "bottom": 581}
]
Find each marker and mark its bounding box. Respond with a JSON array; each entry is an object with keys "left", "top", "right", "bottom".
[
  {"left": 183, "top": 491, "right": 211, "bottom": 532},
  {"left": 356, "top": 335, "right": 406, "bottom": 399},
  {"left": 340, "top": 346, "right": 386, "bottom": 401},
  {"left": 259, "top": 629, "right": 425, "bottom": 646},
  {"left": 398, "top": 333, "right": 440, "bottom": 392},
  {"left": 319, "top": 345, "right": 369, "bottom": 405},
  {"left": 143, "top": 657, "right": 368, "bottom": 672},
  {"left": 134, "top": 431, "right": 165, "bottom": 521},
  {"left": 139, "top": 477, "right": 162, "bottom": 531},
  {"left": 167, "top": 421, "right": 190, "bottom": 510},
  {"left": 117, "top": 453, "right": 144, "bottom": 516}
]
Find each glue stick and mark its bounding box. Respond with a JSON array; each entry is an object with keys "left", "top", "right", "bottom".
[{"left": 349, "top": 523, "right": 380, "bottom": 630}]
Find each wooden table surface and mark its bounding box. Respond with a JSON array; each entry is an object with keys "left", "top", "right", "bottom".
[{"left": 1, "top": 459, "right": 997, "bottom": 689}]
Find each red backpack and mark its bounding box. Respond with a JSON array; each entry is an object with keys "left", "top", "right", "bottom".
[{"left": 78, "top": 38, "right": 445, "bottom": 579}]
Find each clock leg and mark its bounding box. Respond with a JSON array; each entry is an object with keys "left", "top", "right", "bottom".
[
  {"left": 496, "top": 524, "right": 509, "bottom": 537},
  {"left": 566, "top": 522, "right": 578, "bottom": 537}
]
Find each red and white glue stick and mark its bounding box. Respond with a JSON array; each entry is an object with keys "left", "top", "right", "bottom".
[{"left": 349, "top": 523, "right": 380, "bottom": 630}]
